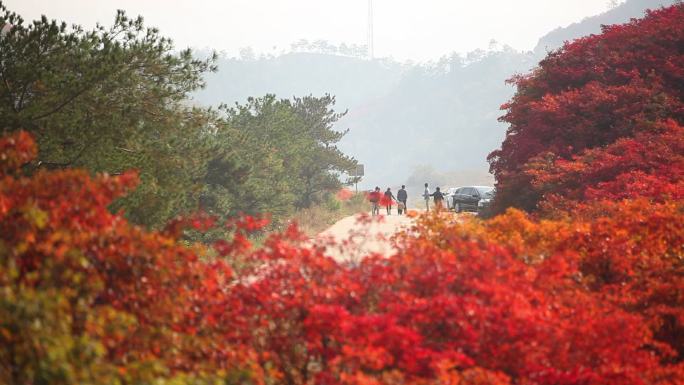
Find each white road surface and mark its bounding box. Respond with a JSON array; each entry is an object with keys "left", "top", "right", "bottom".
[{"left": 315, "top": 212, "right": 417, "bottom": 263}]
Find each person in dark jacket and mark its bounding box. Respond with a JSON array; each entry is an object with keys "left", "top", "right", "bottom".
[
  {"left": 431, "top": 187, "right": 445, "bottom": 211},
  {"left": 397, "top": 185, "right": 408, "bottom": 215},
  {"left": 384, "top": 187, "right": 397, "bottom": 215}
]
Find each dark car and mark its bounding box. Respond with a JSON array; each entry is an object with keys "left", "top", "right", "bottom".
[
  {"left": 452, "top": 186, "right": 494, "bottom": 213},
  {"left": 476, "top": 189, "right": 496, "bottom": 216}
]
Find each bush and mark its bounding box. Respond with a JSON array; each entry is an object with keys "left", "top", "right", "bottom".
[
  {"left": 489, "top": 4, "right": 684, "bottom": 213},
  {"left": 3, "top": 129, "right": 684, "bottom": 384}
]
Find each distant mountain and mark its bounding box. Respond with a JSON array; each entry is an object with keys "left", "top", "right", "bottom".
[
  {"left": 193, "top": 52, "right": 407, "bottom": 115},
  {"left": 534, "top": 0, "right": 678, "bottom": 55},
  {"left": 193, "top": 48, "right": 535, "bottom": 190},
  {"left": 193, "top": 0, "right": 677, "bottom": 193},
  {"left": 337, "top": 48, "right": 535, "bottom": 191}
]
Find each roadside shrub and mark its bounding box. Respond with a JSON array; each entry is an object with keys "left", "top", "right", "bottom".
[{"left": 3, "top": 130, "right": 684, "bottom": 385}]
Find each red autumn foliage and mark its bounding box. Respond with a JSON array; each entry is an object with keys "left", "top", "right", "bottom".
[
  {"left": 366, "top": 190, "right": 382, "bottom": 205},
  {"left": 488, "top": 4, "right": 684, "bottom": 213},
  {"left": 3, "top": 130, "right": 684, "bottom": 384},
  {"left": 528, "top": 119, "right": 684, "bottom": 213},
  {"left": 380, "top": 194, "right": 393, "bottom": 207},
  {"left": 0, "top": 131, "right": 257, "bottom": 382},
  {"left": 337, "top": 188, "right": 355, "bottom": 201},
  {"left": 0, "top": 130, "right": 35, "bottom": 175}
]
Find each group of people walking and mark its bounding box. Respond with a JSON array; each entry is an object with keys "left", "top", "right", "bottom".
[
  {"left": 368, "top": 183, "right": 445, "bottom": 216},
  {"left": 368, "top": 185, "right": 409, "bottom": 216}
]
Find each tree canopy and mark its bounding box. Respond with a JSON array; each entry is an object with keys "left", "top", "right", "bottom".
[
  {"left": 0, "top": 3, "right": 357, "bottom": 229},
  {"left": 488, "top": 4, "right": 684, "bottom": 213}
]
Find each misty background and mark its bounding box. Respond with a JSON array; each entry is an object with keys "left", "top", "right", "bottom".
[
  {"left": 8, "top": 0, "right": 678, "bottom": 192},
  {"left": 192, "top": 0, "right": 677, "bottom": 191}
]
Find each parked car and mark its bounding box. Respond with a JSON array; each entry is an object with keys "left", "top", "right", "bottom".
[
  {"left": 452, "top": 186, "right": 494, "bottom": 213},
  {"left": 477, "top": 189, "right": 495, "bottom": 216},
  {"left": 443, "top": 187, "right": 462, "bottom": 210}
]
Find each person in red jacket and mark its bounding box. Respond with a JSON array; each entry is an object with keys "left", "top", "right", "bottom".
[{"left": 368, "top": 187, "right": 381, "bottom": 216}]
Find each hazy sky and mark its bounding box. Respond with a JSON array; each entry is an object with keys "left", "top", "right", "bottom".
[{"left": 5, "top": 0, "right": 612, "bottom": 61}]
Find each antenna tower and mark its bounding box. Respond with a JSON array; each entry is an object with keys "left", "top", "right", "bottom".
[{"left": 367, "top": 0, "right": 374, "bottom": 59}]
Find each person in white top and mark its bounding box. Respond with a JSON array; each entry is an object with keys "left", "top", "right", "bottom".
[{"left": 423, "top": 182, "right": 431, "bottom": 211}]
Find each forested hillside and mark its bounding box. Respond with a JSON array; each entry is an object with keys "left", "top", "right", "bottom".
[
  {"left": 194, "top": 47, "right": 535, "bottom": 189},
  {"left": 193, "top": 0, "right": 673, "bottom": 189},
  {"left": 341, "top": 48, "right": 534, "bottom": 189},
  {"left": 534, "top": 0, "right": 677, "bottom": 55}
]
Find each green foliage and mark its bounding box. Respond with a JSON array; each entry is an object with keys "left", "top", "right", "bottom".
[
  {"left": 0, "top": 3, "right": 357, "bottom": 231},
  {"left": 0, "top": 2, "right": 218, "bottom": 227},
  {"left": 217, "top": 94, "right": 357, "bottom": 211},
  {"left": 289, "top": 191, "right": 368, "bottom": 236},
  {"left": 324, "top": 193, "right": 342, "bottom": 212}
]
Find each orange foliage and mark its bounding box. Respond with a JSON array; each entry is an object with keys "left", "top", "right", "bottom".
[{"left": 337, "top": 188, "right": 355, "bottom": 201}]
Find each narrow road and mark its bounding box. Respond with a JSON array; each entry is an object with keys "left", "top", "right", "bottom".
[{"left": 315, "top": 211, "right": 417, "bottom": 263}]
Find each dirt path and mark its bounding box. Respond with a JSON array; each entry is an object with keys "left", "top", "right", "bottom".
[{"left": 314, "top": 211, "right": 418, "bottom": 263}]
